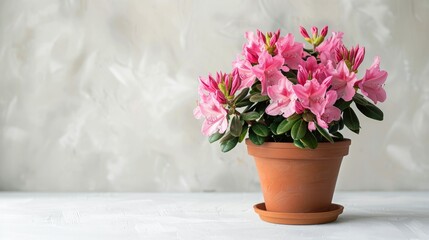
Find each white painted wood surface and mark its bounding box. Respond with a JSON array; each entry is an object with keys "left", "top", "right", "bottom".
[{"left": 1, "top": 192, "right": 428, "bottom": 239}]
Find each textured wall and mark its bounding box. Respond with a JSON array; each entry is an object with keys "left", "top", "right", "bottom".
[{"left": 0, "top": 0, "right": 428, "bottom": 191}]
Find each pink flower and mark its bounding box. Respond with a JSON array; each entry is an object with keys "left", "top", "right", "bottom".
[
  {"left": 297, "top": 56, "right": 330, "bottom": 85},
  {"left": 193, "top": 94, "right": 228, "bottom": 136},
  {"left": 293, "top": 77, "right": 332, "bottom": 117},
  {"left": 313, "top": 64, "right": 331, "bottom": 84},
  {"left": 259, "top": 29, "right": 281, "bottom": 55},
  {"left": 266, "top": 78, "right": 297, "bottom": 118},
  {"left": 316, "top": 32, "right": 344, "bottom": 65},
  {"left": 357, "top": 57, "right": 388, "bottom": 104},
  {"left": 242, "top": 30, "right": 281, "bottom": 64},
  {"left": 297, "top": 66, "right": 310, "bottom": 85},
  {"left": 276, "top": 33, "right": 304, "bottom": 69},
  {"left": 318, "top": 90, "right": 341, "bottom": 127},
  {"left": 198, "top": 71, "right": 242, "bottom": 104},
  {"left": 336, "top": 45, "right": 365, "bottom": 72},
  {"left": 294, "top": 79, "right": 340, "bottom": 131},
  {"left": 232, "top": 57, "right": 256, "bottom": 89},
  {"left": 242, "top": 31, "right": 263, "bottom": 64},
  {"left": 307, "top": 90, "right": 340, "bottom": 131},
  {"left": 307, "top": 92, "right": 340, "bottom": 131},
  {"left": 328, "top": 60, "right": 357, "bottom": 101},
  {"left": 252, "top": 51, "right": 286, "bottom": 95},
  {"left": 297, "top": 57, "right": 319, "bottom": 84},
  {"left": 227, "top": 69, "right": 242, "bottom": 95},
  {"left": 198, "top": 74, "right": 227, "bottom": 104}
]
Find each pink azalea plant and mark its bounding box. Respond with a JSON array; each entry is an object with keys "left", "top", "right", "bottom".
[{"left": 194, "top": 26, "right": 388, "bottom": 152}]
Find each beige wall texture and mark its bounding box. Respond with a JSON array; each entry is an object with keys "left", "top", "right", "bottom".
[{"left": 0, "top": 0, "right": 428, "bottom": 191}]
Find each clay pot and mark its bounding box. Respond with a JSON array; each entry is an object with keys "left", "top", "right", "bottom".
[{"left": 246, "top": 139, "right": 351, "bottom": 214}]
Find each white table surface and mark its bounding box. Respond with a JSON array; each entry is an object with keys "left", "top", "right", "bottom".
[{"left": 0, "top": 192, "right": 428, "bottom": 240}]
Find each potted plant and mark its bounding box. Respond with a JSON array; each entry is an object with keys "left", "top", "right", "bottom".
[{"left": 194, "top": 25, "right": 388, "bottom": 224}]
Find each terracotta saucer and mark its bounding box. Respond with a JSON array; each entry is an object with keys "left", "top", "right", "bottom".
[{"left": 253, "top": 203, "right": 344, "bottom": 225}]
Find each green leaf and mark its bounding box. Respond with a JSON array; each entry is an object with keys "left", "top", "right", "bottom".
[
  {"left": 334, "top": 99, "right": 352, "bottom": 111},
  {"left": 355, "top": 102, "right": 384, "bottom": 121},
  {"left": 316, "top": 124, "right": 334, "bottom": 143},
  {"left": 238, "top": 125, "right": 248, "bottom": 143},
  {"left": 293, "top": 139, "right": 305, "bottom": 148},
  {"left": 277, "top": 118, "right": 297, "bottom": 135},
  {"left": 353, "top": 93, "right": 370, "bottom": 106},
  {"left": 249, "top": 129, "right": 265, "bottom": 145},
  {"left": 250, "top": 82, "right": 262, "bottom": 93},
  {"left": 230, "top": 116, "right": 242, "bottom": 137},
  {"left": 300, "top": 131, "right": 318, "bottom": 149},
  {"left": 235, "top": 99, "right": 252, "bottom": 108},
  {"left": 269, "top": 121, "right": 280, "bottom": 135},
  {"left": 328, "top": 122, "right": 339, "bottom": 134},
  {"left": 251, "top": 123, "right": 270, "bottom": 137},
  {"left": 208, "top": 132, "right": 224, "bottom": 143},
  {"left": 220, "top": 133, "right": 234, "bottom": 143},
  {"left": 291, "top": 119, "right": 307, "bottom": 140},
  {"left": 339, "top": 118, "right": 345, "bottom": 130},
  {"left": 255, "top": 101, "right": 269, "bottom": 115},
  {"left": 249, "top": 83, "right": 262, "bottom": 94},
  {"left": 353, "top": 93, "right": 384, "bottom": 121},
  {"left": 220, "top": 136, "right": 238, "bottom": 152},
  {"left": 234, "top": 88, "right": 249, "bottom": 103},
  {"left": 249, "top": 93, "right": 270, "bottom": 103},
  {"left": 241, "top": 111, "right": 261, "bottom": 121},
  {"left": 287, "top": 114, "right": 302, "bottom": 122},
  {"left": 343, "top": 107, "right": 360, "bottom": 134},
  {"left": 332, "top": 131, "right": 344, "bottom": 139}
]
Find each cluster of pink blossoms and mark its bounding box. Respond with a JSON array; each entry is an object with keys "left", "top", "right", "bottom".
[{"left": 194, "top": 26, "right": 388, "bottom": 137}]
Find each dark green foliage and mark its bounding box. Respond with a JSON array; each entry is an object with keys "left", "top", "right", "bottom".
[{"left": 343, "top": 107, "right": 360, "bottom": 134}]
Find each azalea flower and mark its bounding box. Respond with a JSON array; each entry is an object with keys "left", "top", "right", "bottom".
[
  {"left": 233, "top": 57, "right": 256, "bottom": 89},
  {"left": 276, "top": 33, "right": 304, "bottom": 69},
  {"left": 198, "top": 71, "right": 242, "bottom": 104},
  {"left": 297, "top": 65, "right": 310, "bottom": 85},
  {"left": 297, "top": 56, "right": 328, "bottom": 84},
  {"left": 252, "top": 51, "right": 287, "bottom": 95},
  {"left": 243, "top": 31, "right": 263, "bottom": 64},
  {"left": 198, "top": 74, "right": 227, "bottom": 104},
  {"left": 293, "top": 77, "right": 332, "bottom": 117},
  {"left": 259, "top": 29, "right": 281, "bottom": 55},
  {"left": 266, "top": 78, "right": 297, "bottom": 118},
  {"left": 243, "top": 30, "right": 281, "bottom": 64},
  {"left": 328, "top": 60, "right": 357, "bottom": 101},
  {"left": 193, "top": 94, "right": 228, "bottom": 136},
  {"left": 336, "top": 45, "right": 365, "bottom": 72},
  {"left": 357, "top": 57, "right": 388, "bottom": 104},
  {"left": 319, "top": 91, "right": 341, "bottom": 126},
  {"left": 307, "top": 90, "right": 340, "bottom": 131},
  {"left": 316, "top": 31, "right": 344, "bottom": 65}
]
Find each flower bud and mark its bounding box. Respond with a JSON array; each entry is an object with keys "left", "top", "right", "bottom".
[
  {"left": 311, "top": 26, "right": 318, "bottom": 38},
  {"left": 299, "top": 26, "right": 310, "bottom": 39},
  {"left": 321, "top": 26, "right": 328, "bottom": 37}
]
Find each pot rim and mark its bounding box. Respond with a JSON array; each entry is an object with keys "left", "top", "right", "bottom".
[
  {"left": 245, "top": 138, "right": 352, "bottom": 159},
  {"left": 245, "top": 138, "right": 351, "bottom": 149}
]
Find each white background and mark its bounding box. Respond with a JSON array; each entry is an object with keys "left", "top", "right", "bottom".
[{"left": 0, "top": 0, "right": 428, "bottom": 191}]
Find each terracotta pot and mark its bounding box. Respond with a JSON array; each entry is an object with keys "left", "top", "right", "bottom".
[{"left": 246, "top": 139, "right": 351, "bottom": 214}]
